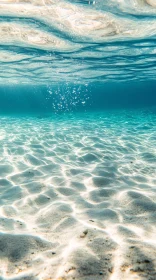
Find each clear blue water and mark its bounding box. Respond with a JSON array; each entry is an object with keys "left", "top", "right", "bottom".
[
  {"left": 0, "top": 81, "right": 156, "bottom": 114},
  {"left": 0, "top": 1, "right": 156, "bottom": 280},
  {"left": 0, "top": 0, "right": 156, "bottom": 113},
  {"left": 0, "top": 0, "right": 156, "bottom": 86}
]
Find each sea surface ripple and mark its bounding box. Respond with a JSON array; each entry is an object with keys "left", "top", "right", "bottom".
[{"left": 0, "top": 0, "right": 156, "bottom": 84}]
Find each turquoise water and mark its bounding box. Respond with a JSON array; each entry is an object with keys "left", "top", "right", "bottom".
[
  {"left": 0, "top": 1, "right": 156, "bottom": 280},
  {"left": 0, "top": 81, "right": 156, "bottom": 114},
  {"left": 0, "top": 0, "right": 156, "bottom": 113},
  {"left": 0, "top": 0, "right": 156, "bottom": 86}
]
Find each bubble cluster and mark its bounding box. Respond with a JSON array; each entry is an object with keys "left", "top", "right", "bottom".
[{"left": 45, "top": 83, "right": 92, "bottom": 113}]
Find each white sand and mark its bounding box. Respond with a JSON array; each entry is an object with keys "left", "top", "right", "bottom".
[{"left": 0, "top": 111, "right": 155, "bottom": 280}]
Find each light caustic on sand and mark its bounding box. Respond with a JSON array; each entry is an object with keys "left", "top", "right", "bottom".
[{"left": 0, "top": 110, "right": 155, "bottom": 279}]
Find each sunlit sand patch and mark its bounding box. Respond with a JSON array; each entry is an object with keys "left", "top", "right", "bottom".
[
  {"left": 0, "top": 110, "right": 155, "bottom": 279},
  {"left": 0, "top": 132, "right": 6, "bottom": 140}
]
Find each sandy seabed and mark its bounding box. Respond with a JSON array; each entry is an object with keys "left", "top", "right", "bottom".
[{"left": 0, "top": 110, "right": 156, "bottom": 280}]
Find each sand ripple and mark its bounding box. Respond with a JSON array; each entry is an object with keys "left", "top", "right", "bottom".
[{"left": 0, "top": 110, "right": 155, "bottom": 279}]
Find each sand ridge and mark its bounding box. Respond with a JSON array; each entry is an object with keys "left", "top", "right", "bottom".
[{"left": 0, "top": 110, "right": 155, "bottom": 279}]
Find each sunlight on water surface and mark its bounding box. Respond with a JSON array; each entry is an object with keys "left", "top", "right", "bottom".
[{"left": 0, "top": 0, "right": 156, "bottom": 84}]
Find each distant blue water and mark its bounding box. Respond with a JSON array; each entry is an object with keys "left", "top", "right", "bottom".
[
  {"left": 0, "top": 1, "right": 156, "bottom": 115},
  {"left": 0, "top": 81, "right": 155, "bottom": 115},
  {"left": 0, "top": 3, "right": 156, "bottom": 279},
  {"left": 0, "top": 1, "right": 156, "bottom": 113}
]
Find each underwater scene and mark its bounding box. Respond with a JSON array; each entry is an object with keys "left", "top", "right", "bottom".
[{"left": 0, "top": 1, "right": 156, "bottom": 280}]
